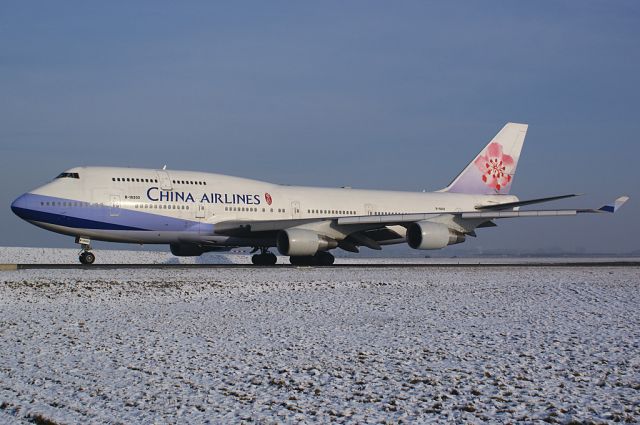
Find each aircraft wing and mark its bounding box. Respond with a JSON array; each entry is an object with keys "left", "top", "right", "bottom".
[
  {"left": 338, "top": 196, "right": 629, "bottom": 224},
  {"left": 473, "top": 193, "right": 580, "bottom": 210},
  {"left": 214, "top": 196, "right": 629, "bottom": 237},
  {"left": 460, "top": 196, "right": 630, "bottom": 219}
]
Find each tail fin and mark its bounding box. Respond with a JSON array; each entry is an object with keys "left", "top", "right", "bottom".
[{"left": 441, "top": 122, "right": 528, "bottom": 195}]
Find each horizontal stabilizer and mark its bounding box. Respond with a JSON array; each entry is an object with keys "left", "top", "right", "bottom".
[{"left": 475, "top": 194, "right": 580, "bottom": 211}]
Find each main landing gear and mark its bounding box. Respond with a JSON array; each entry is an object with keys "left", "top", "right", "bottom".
[
  {"left": 76, "top": 237, "right": 95, "bottom": 265},
  {"left": 251, "top": 248, "right": 277, "bottom": 266},
  {"left": 289, "top": 251, "right": 335, "bottom": 266}
]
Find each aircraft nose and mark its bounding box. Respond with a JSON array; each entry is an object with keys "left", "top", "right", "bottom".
[{"left": 11, "top": 194, "right": 29, "bottom": 219}]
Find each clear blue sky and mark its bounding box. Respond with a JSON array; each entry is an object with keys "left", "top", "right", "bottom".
[{"left": 1, "top": 1, "right": 638, "bottom": 253}]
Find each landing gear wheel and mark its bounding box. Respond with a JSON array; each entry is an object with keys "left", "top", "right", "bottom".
[
  {"left": 265, "top": 252, "right": 277, "bottom": 265},
  {"left": 289, "top": 256, "right": 313, "bottom": 266},
  {"left": 79, "top": 252, "right": 95, "bottom": 265},
  {"left": 316, "top": 251, "right": 335, "bottom": 266},
  {"left": 251, "top": 254, "right": 262, "bottom": 265},
  {"left": 251, "top": 252, "right": 278, "bottom": 266},
  {"left": 289, "top": 252, "right": 334, "bottom": 266}
]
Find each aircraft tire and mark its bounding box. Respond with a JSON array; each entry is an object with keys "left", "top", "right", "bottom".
[
  {"left": 252, "top": 253, "right": 277, "bottom": 266},
  {"left": 290, "top": 252, "right": 334, "bottom": 266},
  {"left": 266, "top": 253, "right": 277, "bottom": 265},
  {"left": 316, "top": 251, "right": 335, "bottom": 266},
  {"left": 79, "top": 252, "right": 95, "bottom": 265},
  {"left": 289, "top": 255, "right": 314, "bottom": 266}
]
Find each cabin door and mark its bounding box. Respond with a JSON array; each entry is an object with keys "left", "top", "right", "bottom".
[
  {"left": 196, "top": 203, "right": 206, "bottom": 219},
  {"left": 365, "top": 203, "right": 377, "bottom": 216},
  {"left": 291, "top": 201, "right": 301, "bottom": 219},
  {"left": 110, "top": 195, "right": 121, "bottom": 217},
  {"left": 156, "top": 170, "right": 173, "bottom": 191}
]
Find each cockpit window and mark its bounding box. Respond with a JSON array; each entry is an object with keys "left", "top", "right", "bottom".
[{"left": 56, "top": 172, "right": 80, "bottom": 179}]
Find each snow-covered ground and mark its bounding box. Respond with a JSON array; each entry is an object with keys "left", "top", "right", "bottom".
[
  {"left": 0, "top": 258, "right": 638, "bottom": 423},
  {"left": 0, "top": 246, "right": 252, "bottom": 264}
]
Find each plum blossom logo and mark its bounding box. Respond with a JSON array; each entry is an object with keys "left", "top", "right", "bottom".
[
  {"left": 474, "top": 142, "right": 514, "bottom": 191},
  {"left": 264, "top": 192, "right": 273, "bottom": 205}
]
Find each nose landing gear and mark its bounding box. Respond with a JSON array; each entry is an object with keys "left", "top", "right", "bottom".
[
  {"left": 76, "top": 237, "right": 95, "bottom": 265},
  {"left": 79, "top": 251, "right": 95, "bottom": 265}
]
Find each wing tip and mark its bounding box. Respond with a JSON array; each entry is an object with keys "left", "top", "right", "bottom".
[{"left": 598, "top": 196, "right": 630, "bottom": 213}]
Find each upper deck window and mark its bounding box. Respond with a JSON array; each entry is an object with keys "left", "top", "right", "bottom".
[{"left": 56, "top": 172, "right": 79, "bottom": 179}]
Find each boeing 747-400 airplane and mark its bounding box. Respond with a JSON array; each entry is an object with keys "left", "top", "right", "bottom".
[{"left": 11, "top": 123, "right": 628, "bottom": 265}]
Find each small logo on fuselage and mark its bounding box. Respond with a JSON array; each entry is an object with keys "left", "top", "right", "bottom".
[{"left": 265, "top": 192, "right": 273, "bottom": 205}]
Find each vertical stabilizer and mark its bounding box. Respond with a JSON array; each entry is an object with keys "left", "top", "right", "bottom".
[{"left": 441, "top": 122, "right": 528, "bottom": 195}]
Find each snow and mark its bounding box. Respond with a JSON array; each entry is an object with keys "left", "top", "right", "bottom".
[
  {"left": 0, "top": 251, "right": 638, "bottom": 423},
  {"left": 0, "top": 246, "right": 253, "bottom": 264}
]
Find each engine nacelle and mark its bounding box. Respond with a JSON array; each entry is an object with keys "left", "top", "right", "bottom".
[
  {"left": 277, "top": 228, "right": 337, "bottom": 256},
  {"left": 406, "top": 221, "right": 466, "bottom": 250}
]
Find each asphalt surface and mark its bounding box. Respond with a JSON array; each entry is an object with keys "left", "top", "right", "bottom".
[{"left": 1, "top": 262, "right": 639, "bottom": 270}]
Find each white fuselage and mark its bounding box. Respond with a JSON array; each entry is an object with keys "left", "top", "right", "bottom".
[{"left": 12, "top": 166, "right": 517, "bottom": 247}]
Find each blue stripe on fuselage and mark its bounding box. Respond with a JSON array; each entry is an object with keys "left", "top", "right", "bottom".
[
  {"left": 11, "top": 193, "right": 209, "bottom": 232},
  {"left": 11, "top": 206, "right": 146, "bottom": 231}
]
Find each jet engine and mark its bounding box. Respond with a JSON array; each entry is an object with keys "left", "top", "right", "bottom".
[
  {"left": 277, "top": 228, "right": 338, "bottom": 256},
  {"left": 406, "top": 221, "right": 466, "bottom": 250}
]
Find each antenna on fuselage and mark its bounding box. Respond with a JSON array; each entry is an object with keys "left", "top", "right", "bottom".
[{"left": 162, "top": 165, "right": 167, "bottom": 170}]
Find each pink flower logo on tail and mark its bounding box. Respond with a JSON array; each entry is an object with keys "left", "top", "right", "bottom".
[{"left": 474, "top": 142, "right": 514, "bottom": 191}]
